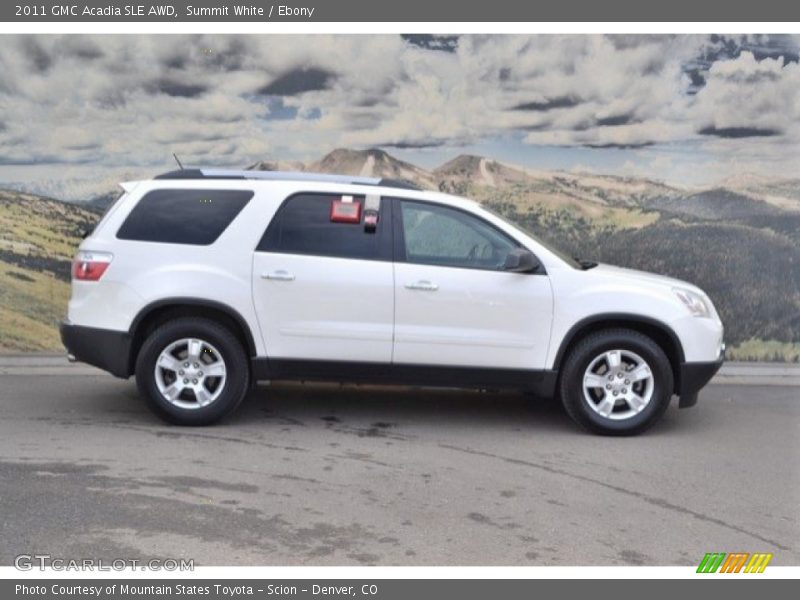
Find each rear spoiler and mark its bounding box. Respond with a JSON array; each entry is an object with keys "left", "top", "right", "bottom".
[{"left": 119, "top": 181, "right": 141, "bottom": 193}]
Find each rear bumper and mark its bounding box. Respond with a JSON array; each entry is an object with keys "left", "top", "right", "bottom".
[
  {"left": 676, "top": 355, "right": 724, "bottom": 408},
  {"left": 59, "top": 321, "right": 132, "bottom": 378}
]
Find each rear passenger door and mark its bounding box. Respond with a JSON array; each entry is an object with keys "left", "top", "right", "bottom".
[{"left": 252, "top": 192, "right": 394, "bottom": 363}]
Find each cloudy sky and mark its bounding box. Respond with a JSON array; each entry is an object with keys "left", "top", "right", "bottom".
[{"left": 0, "top": 34, "right": 798, "bottom": 200}]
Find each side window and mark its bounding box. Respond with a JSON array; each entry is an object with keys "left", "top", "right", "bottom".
[
  {"left": 399, "top": 200, "right": 518, "bottom": 270},
  {"left": 117, "top": 189, "right": 252, "bottom": 245},
  {"left": 257, "top": 193, "right": 387, "bottom": 260}
]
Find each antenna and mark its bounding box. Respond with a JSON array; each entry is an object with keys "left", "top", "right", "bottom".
[{"left": 173, "top": 153, "right": 184, "bottom": 170}]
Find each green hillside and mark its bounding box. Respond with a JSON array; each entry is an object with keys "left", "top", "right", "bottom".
[
  {"left": 0, "top": 190, "right": 97, "bottom": 351},
  {"left": 486, "top": 201, "right": 800, "bottom": 359}
]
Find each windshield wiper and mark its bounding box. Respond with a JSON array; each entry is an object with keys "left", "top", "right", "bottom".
[{"left": 575, "top": 257, "right": 598, "bottom": 270}]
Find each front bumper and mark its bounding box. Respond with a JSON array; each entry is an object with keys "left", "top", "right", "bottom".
[
  {"left": 676, "top": 354, "right": 724, "bottom": 408},
  {"left": 60, "top": 320, "right": 132, "bottom": 378}
]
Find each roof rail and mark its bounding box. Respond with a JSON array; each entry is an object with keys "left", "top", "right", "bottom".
[{"left": 154, "top": 168, "right": 421, "bottom": 190}]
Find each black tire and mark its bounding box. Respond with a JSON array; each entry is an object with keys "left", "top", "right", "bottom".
[
  {"left": 135, "top": 317, "right": 249, "bottom": 425},
  {"left": 558, "top": 328, "right": 674, "bottom": 436}
]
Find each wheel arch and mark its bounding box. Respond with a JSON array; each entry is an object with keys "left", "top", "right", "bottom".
[
  {"left": 553, "top": 314, "right": 685, "bottom": 393},
  {"left": 128, "top": 298, "right": 258, "bottom": 376}
]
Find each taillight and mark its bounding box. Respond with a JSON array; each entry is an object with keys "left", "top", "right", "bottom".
[{"left": 72, "top": 251, "right": 113, "bottom": 281}]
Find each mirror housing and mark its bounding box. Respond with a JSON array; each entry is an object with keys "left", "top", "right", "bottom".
[{"left": 503, "top": 248, "right": 541, "bottom": 273}]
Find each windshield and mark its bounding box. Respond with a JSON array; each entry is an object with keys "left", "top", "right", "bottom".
[{"left": 480, "top": 204, "right": 582, "bottom": 269}]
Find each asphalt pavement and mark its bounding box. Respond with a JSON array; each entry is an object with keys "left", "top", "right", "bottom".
[{"left": 0, "top": 357, "right": 797, "bottom": 566}]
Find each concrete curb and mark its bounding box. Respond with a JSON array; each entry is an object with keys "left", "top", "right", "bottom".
[
  {"left": 0, "top": 354, "right": 103, "bottom": 376},
  {"left": 713, "top": 363, "right": 800, "bottom": 387},
  {"left": 1, "top": 355, "right": 798, "bottom": 386}
]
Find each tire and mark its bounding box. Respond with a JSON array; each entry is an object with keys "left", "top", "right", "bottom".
[
  {"left": 135, "top": 317, "right": 249, "bottom": 425},
  {"left": 558, "top": 328, "right": 674, "bottom": 436}
]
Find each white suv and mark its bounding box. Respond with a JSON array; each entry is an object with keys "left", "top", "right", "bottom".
[{"left": 61, "top": 169, "right": 724, "bottom": 435}]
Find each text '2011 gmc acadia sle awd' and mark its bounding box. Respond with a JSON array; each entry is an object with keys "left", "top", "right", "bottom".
[{"left": 61, "top": 169, "right": 724, "bottom": 435}]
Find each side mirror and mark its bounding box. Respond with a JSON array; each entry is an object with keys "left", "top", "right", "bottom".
[{"left": 503, "top": 248, "right": 540, "bottom": 273}]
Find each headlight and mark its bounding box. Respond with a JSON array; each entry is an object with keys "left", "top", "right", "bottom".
[{"left": 672, "top": 287, "right": 712, "bottom": 318}]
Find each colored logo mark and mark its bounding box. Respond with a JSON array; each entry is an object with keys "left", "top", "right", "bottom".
[{"left": 697, "top": 552, "right": 773, "bottom": 573}]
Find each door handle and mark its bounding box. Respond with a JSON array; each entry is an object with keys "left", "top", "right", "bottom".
[
  {"left": 262, "top": 270, "right": 295, "bottom": 281},
  {"left": 405, "top": 280, "right": 438, "bottom": 291}
]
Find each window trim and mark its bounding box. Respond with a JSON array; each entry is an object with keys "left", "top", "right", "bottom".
[
  {"left": 255, "top": 191, "right": 394, "bottom": 262},
  {"left": 116, "top": 188, "right": 253, "bottom": 246},
  {"left": 391, "top": 197, "right": 545, "bottom": 274}
]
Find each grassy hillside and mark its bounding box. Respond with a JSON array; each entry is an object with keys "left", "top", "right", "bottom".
[
  {"left": 726, "top": 339, "right": 800, "bottom": 362},
  {"left": 486, "top": 201, "right": 800, "bottom": 357},
  {"left": 0, "top": 190, "right": 97, "bottom": 351}
]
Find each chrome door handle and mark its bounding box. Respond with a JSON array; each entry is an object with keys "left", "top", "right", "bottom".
[
  {"left": 405, "top": 280, "right": 438, "bottom": 291},
  {"left": 262, "top": 270, "right": 295, "bottom": 281}
]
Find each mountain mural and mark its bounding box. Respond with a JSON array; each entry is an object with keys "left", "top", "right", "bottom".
[{"left": 1, "top": 148, "right": 798, "bottom": 360}]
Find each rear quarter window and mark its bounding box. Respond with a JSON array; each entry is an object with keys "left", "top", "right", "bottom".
[{"left": 116, "top": 189, "right": 253, "bottom": 245}]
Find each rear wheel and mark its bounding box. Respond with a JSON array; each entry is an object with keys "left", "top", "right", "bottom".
[
  {"left": 559, "top": 329, "right": 673, "bottom": 435},
  {"left": 135, "top": 317, "right": 249, "bottom": 425}
]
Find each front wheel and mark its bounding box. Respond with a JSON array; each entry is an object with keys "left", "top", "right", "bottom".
[
  {"left": 559, "top": 329, "right": 674, "bottom": 435},
  {"left": 135, "top": 317, "right": 249, "bottom": 425}
]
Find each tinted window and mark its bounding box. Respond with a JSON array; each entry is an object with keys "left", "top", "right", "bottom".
[
  {"left": 117, "top": 189, "right": 252, "bottom": 245},
  {"left": 258, "top": 193, "right": 386, "bottom": 260},
  {"left": 400, "top": 200, "right": 517, "bottom": 270}
]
